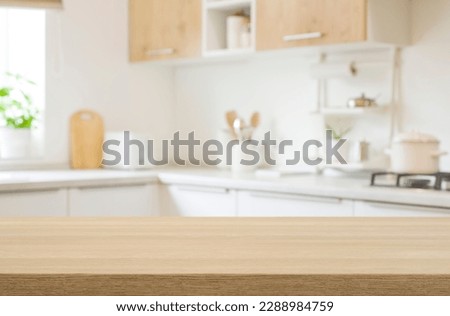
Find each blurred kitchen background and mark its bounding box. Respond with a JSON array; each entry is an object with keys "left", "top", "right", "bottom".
[{"left": 1, "top": 0, "right": 450, "bottom": 217}]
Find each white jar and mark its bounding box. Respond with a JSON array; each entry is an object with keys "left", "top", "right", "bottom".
[{"left": 226, "top": 15, "right": 250, "bottom": 49}]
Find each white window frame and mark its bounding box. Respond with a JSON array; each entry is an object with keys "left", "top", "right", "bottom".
[{"left": 0, "top": 7, "right": 46, "bottom": 163}]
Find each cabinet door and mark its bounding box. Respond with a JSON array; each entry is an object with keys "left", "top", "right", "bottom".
[
  {"left": 237, "top": 191, "right": 353, "bottom": 217},
  {"left": 69, "top": 184, "right": 157, "bottom": 217},
  {"left": 129, "top": 0, "right": 201, "bottom": 62},
  {"left": 354, "top": 201, "right": 450, "bottom": 217},
  {"left": 0, "top": 189, "right": 67, "bottom": 217},
  {"left": 256, "top": 0, "right": 367, "bottom": 51},
  {"left": 163, "top": 185, "right": 237, "bottom": 217}
]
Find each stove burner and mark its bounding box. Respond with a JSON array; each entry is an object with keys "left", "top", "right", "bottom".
[
  {"left": 404, "top": 179, "right": 431, "bottom": 189},
  {"left": 371, "top": 172, "right": 450, "bottom": 190}
]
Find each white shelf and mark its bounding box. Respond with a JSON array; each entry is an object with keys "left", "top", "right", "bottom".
[
  {"left": 320, "top": 106, "right": 389, "bottom": 116},
  {"left": 203, "top": 0, "right": 255, "bottom": 56},
  {"left": 206, "top": 0, "right": 253, "bottom": 11},
  {"left": 203, "top": 47, "right": 254, "bottom": 58}
]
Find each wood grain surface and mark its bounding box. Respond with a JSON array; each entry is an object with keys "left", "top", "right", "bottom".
[
  {"left": 1, "top": 217, "right": 450, "bottom": 295},
  {"left": 256, "top": 0, "right": 367, "bottom": 51},
  {"left": 70, "top": 110, "right": 104, "bottom": 170},
  {"left": 129, "top": 0, "right": 201, "bottom": 62}
]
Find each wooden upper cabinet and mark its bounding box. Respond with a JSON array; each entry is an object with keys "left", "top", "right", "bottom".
[
  {"left": 256, "top": 0, "right": 367, "bottom": 51},
  {"left": 129, "top": 0, "right": 201, "bottom": 62}
]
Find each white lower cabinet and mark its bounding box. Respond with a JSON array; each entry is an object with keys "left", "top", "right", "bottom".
[
  {"left": 237, "top": 191, "right": 354, "bottom": 217},
  {"left": 0, "top": 189, "right": 68, "bottom": 217},
  {"left": 162, "top": 184, "right": 237, "bottom": 217},
  {"left": 354, "top": 201, "right": 450, "bottom": 217},
  {"left": 69, "top": 184, "right": 158, "bottom": 217},
  {"left": 2, "top": 181, "right": 450, "bottom": 218}
]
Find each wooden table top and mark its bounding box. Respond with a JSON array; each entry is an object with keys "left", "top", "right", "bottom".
[{"left": 1, "top": 217, "right": 450, "bottom": 295}]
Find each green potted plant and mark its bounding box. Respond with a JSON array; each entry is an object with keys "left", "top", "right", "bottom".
[
  {"left": 0, "top": 73, "right": 39, "bottom": 159},
  {"left": 326, "top": 123, "right": 352, "bottom": 164}
]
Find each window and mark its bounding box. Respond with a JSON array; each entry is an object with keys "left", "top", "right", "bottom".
[{"left": 0, "top": 8, "right": 45, "bottom": 159}]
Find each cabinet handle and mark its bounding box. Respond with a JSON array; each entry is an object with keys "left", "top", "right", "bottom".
[
  {"left": 0, "top": 188, "right": 63, "bottom": 194},
  {"left": 283, "top": 32, "right": 323, "bottom": 42},
  {"left": 146, "top": 48, "right": 176, "bottom": 56},
  {"left": 365, "top": 201, "right": 450, "bottom": 214},
  {"left": 75, "top": 184, "right": 147, "bottom": 191},
  {"left": 249, "top": 192, "right": 341, "bottom": 204},
  {"left": 175, "top": 185, "right": 229, "bottom": 195}
]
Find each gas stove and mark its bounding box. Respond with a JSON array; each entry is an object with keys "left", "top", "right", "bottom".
[{"left": 371, "top": 172, "right": 450, "bottom": 191}]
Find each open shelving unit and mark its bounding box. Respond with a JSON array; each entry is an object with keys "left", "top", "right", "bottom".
[
  {"left": 202, "top": 0, "right": 256, "bottom": 57},
  {"left": 313, "top": 49, "right": 402, "bottom": 172},
  {"left": 320, "top": 105, "right": 389, "bottom": 117}
]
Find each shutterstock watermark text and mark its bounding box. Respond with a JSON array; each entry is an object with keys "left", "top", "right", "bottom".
[{"left": 102, "top": 131, "right": 347, "bottom": 167}]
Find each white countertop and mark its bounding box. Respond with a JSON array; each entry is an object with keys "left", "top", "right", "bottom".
[
  {"left": 158, "top": 169, "right": 450, "bottom": 209},
  {"left": 1, "top": 167, "right": 450, "bottom": 209},
  {"left": 0, "top": 169, "right": 159, "bottom": 192}
]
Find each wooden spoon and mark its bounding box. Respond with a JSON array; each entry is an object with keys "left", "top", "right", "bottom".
[
  {"left": 250, "top": 112, "right": 260, "bottom": 129},
  {"left": 233, "top": 117, "right": 245, "bottom": 141},
  {"left": 248, "top": 112, "right": 260, "bottom": 139},
  {"left": 226, "top": 111, "right": 238, "bottom": 139}
]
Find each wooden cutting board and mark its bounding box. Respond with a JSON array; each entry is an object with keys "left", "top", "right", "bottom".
[{"left": 70, "top": 110, "right": 104, "bottom": 169}]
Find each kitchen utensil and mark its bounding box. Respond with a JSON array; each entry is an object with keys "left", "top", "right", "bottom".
[
  {"left": 385, "top": 131, "right": 447, "bottom": 174},
  {"left": 250, "top": 112, "right": 260, "bottom": 129},
  {"left": 347, "top": 93, "right": 378, "bottom": 108},
  {"left": 70, "top": 109, "right": 104, "bottom": 169},
  {"left": 232, "top": 113, "right": 260, "bottom": 141},
  {"left": 247, "top": 112, "right": 260, "bottom": 139},
  {"left": 241, "top": 126, "right": 254, "bottom": 141},
  {"left": 226, "top": 111, "right": 238, "bottom": 139},
  {"left": 233, "top": 117, "right": 245, "bottom": 141}
]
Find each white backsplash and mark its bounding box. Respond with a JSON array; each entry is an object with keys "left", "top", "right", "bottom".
[
  {"left": 402, "top": 0, "right": 450, "bottom": 170},
  {"left": 173, "top": 50, "right": 394, "bottom": 168},
  {"left": 44, "top": 0, "right": 176, "bottom": 165}
]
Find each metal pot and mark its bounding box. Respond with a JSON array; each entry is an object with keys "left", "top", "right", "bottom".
[
  {"left": 347, "top": 93, "right": 377, "bottom": 108},
  {"left": 385, "top": 131, "right": 447, "bottom": 174}
]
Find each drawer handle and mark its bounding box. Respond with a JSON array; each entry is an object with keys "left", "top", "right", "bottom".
[
  {"left": 249, "top": 192, "right": 341, "bottom": 204},
  {"left": 1, "top": 188, "right": 63, "bottom": 194},
  {"left": 75, "top": 184, "right": 147, "bottom": 191},
  {"left": 283, "top": 32, "right": 323, "bottom": 42},
  {"left": 366, "top": 201, "right": 450, "bottom": 214},
  {"left": 146, "top": 48, "right": 176, "bottom": 56},
  {"left": 176, "top": 186, "right": 229, "bottom": 195}
]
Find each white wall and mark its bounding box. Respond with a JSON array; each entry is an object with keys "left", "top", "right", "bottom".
[
  {"left": 402, "top": 0, "right": 450, "bottom": 170},
  {"left": 44, "top": 0, "right": 175, "bottom": 165},
  {"left": 173, "top": 50, "right": 394, "bottom": 168}
]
